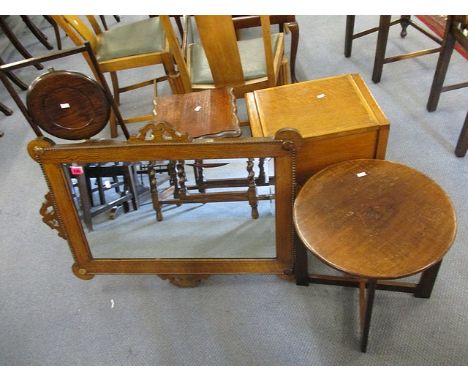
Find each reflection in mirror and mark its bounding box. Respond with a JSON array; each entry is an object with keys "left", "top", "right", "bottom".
[{"left": 65, "top": 157, "right": 276, "bottom": 259}]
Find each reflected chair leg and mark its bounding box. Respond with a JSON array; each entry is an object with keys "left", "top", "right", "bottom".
[
  {"left": 124, "top": 164, "right": 139, "bottom": 210},
  {"left": 247, "top": 158, "right": 259, "bottom": 219},
  {"left": 344, "top": 15, "right": 355, "bottom": 57},
  {"left": 0, "top": 17, "right": 43, "bottom": 70},
  {"left": 257, "top": 158, "right": 266, "bottom": 185},
  {"left": 372, "top": 15, "right": 391, "bottom": 83},
  {"left": 76, "top": 172, "right": 93, "bottom": 231},
  {"left": 414, "top": 260, "right": 442, "bottom": 298},
  {"left": 0, "top": 102, "right": 13, "bottom": 116},
  {"left": 286, "top": 21, "right": 299, "bottom": 83},
  {"left": 148, "top": 162, "right": 163, "bottom": 221},
  {"left": 193, "top": 160, "right": 206, "bottom": 193},
  {"left": 168, "top": 161, "right": 180, "bottom": 200},
  {"left": 176, "top": 160, "right": 188, "bottom": 199},
  {"left": 400, "top": 15, "right": 411, "bottom": 38},
  {"left": 426, "top": 23, "right": 455, "bottom": 112},
  {"left": 360, "top": 279, "right": 377, "bottom": 353},
  {"left": 21, "top": 16, "right": 53, "bottom": 50},
  {"left": 455, "top": 112, "right": 468, "bottom": 158},
  {"left": 294, "top": 234, "right": 309, "bottom": 286}
]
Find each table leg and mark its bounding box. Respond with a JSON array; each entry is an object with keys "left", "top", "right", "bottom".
[
  {"left": 414, "top": 260, "right": 442, "bottom": 298},
  {"left": 294, "top": 234, "right": 309, "bottom": 286},
  {"left": 360, "top": 279, "right": 377, "bottom": 353},
  {"left": 344, "top": 15, "right": 355, "bottom": 57},
  {"left": 372, "top": 15, "right": 391, "bottom": 83}
]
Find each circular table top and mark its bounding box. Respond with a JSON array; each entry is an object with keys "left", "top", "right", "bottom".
[
  {"left": 294, "top": 159, "right": 457, "bottom": 280},
  {"left": 27, "top": 70, "right": 110, "bottom": 140}
]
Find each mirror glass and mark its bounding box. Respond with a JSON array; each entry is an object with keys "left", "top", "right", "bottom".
[{"left": 64, "top": 157, "right": 276, "bottom": 259}]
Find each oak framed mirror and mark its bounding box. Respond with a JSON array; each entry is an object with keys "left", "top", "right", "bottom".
[{"left": 28, "top": 126, "right": 302, "bottom": 287}]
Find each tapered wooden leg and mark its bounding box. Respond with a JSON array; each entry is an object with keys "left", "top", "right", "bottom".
[
  {"left": 414, "top": 260, "right": 442, "bottom": 298},
  {"left": 360, "top": 279, "right": 377, "bottom": 353},
  {"left": 344, "top": 15, "right": 355, "bottom": 57},
  {"left": 455, "top": 112, "right": 468, "bottom": 158},
  {"left": 294, "top": 234, "right": 309, "bottom": 286},
  {"left": 372, "top": 16, "right": 391, "bottom": 83},
  {"left": 426, "top": 25, "right": 455, "bottom": 112}
]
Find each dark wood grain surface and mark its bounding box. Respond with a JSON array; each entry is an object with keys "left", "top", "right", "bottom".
[{"left": 294, "top": 159, "right": 457, "bottom": 279}]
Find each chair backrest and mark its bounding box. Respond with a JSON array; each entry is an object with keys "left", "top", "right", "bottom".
[
  {"left": 161, "top": 15, "right": 277, "bottom": 93},
  {"left": 52, "top": 16, "right": 99, "bottom": 51},
  {"left": 196, "top": 16, "right": 275, "bottom": 87},
  {"left": 27, "top": 70, "right": 111, "bottom": 140}
]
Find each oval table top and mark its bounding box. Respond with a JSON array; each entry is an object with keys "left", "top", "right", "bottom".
[{"left": 293, "top": 159, "right": 457, "bottom": 280}]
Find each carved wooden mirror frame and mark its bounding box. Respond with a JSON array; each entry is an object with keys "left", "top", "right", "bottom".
[{"left": 28, "top": 128, "right": 302, "bottom": 286}]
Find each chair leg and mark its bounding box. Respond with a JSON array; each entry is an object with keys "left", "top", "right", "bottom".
[
  {"left": 148, "top": 162, "right": 163, "bottom": 221},
  {"left": 113, "top": 16, "right": 121, "bottom": 23},
  {"left": 372, "top": 15, "right": 391, "bottom": 83},
  {"left": 0, "top": 17, "right": 43, "bottom": 70},
  {"left": 43, "top": 16, "right": 62, "bottom": 50},
  {"left": 344, "top": 15, "right": 355, "bottom": 57},
  {"left": 360, "top": 279, "right": 377, "bottom": 353},
  {"left": 0, "top": 56, "right": 28, "bottom": 90},
  {"left": 125, "top": 164, "right": 139, "bottom": 210},
  {"left": 399, "top": 15, "right": 411, "bottom": 38},
  {"left": 76, "top": 172, "right": 94, "bottom": 231},
  {"left": 99, "top": 16, "right": 109, "bottom": 31},
  {"left": 286, "top": 21, "right": 299, "bottom": 83},
  {"left": 21, "top": 16, "right": 53, "bottom": 50},
  {"left": 247, "top": 158, "right": 259, "bottom": 219},
  {"left": 426, "top": 25, "right": 456, "bottom": 112},
  {"left": 455, "top": 112, "right": 468, "bottom": 158},
  {"left": 0, "top": 102, "right": 13, "bottom": 116},
  {"left": 278, "top": 57, "right": 290, "bottom": 85}
]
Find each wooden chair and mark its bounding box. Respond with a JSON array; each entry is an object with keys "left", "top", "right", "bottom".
[
  {"left": 52, "top": 15, "right": 181, "bottom": 137},
  {"left": 232, "top": 15, "right": 299, "bottom": 83},
  {"left": 426, "top": 16, "right": 467, "bottom": 157},
  {"left": 345, "top": 15, "right": 443, "bottom": 83},
  {"left": 0, "top": 44, "right": 139, "bottom": 230},
  {"left": 427, "top": 16, "right": 467, "bottom": 112},
  {"left": 160, "top": 15, "right": 289, "bottom": 99}
]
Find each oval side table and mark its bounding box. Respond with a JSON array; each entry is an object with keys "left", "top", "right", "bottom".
[{"left": 293, "top": 159, "right": 457, "bottom": 352}]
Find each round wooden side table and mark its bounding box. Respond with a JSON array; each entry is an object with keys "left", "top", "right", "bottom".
[{"left": 293, "top": 159, "right": 457, "bottom": 352}]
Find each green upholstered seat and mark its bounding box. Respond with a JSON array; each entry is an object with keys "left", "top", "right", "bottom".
[
  {"left": 190, "top": 33, "right": 281, "bottom": 85},
  {"left": 96, "top": 18, "right": 166, "bottom": 62}
]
